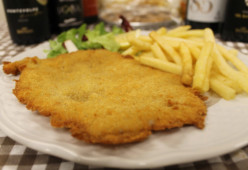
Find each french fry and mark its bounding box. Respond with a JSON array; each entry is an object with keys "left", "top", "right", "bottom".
[
  {"left": 115, "top": 30, "right": 141, "bottom": 50},
  {"left": 156, "top": 27, "right": 167, "bottom": 35},
  {"left": 212, "top": 45, "right": 248, "bottom": 93},
  {"left": 229, "top": 49, "right": 238, "bottom": 56},
  {"left": 151, "top": 43, "right": 168, "bottom": 61},
  {"left": 187, "top": 43, "right": 201, "bottom": 61},
  {"left": 149, "top": 31, "right": 182, "bottom": 65},
  {"left": 217, "top": 44, "right": 248, "bottom": 74},
  {"left": 166, "top": 25, "right": 191, "bottom": 36},
  {"left": 115, "top": 36, "right": 130, "bottom": 50},
  {"left": 202, "top": 56, "right": 213, "bottom": 92},
  {"left": 115, "top": 26, "right": 248, "bottom": 100},
  {"left": 204, "top": 28, "right": 215, "bottom": 42},
  {"left": 167, "top": 30, "right": 204, "bottom": 38},
  {"left": 179, "top": 42, "right": 193, "bottom": 85},
  {"left": 212, "top": 71, "right": 242, "bottom": 93},
  {"left": 139, "top": 35, "right": 153, "bottom": 43},
  {"left": 137, "top": 56, "right": 182, "bottom": 75},
  {"left": 210, "top": 75, "right": 236, "bottom": 100},
  {"left": 118, "top": 42, "right": 131, "bottom": 50},
  {"left": 163, "top": 36, "right": 204, "bottom": 49},
  {"left": 122, "top": 46, "right": 138, "bottom": 56},
  {"left": 115, "top": 30, "right": 140, "bottom": 42},
  {"left": 160, "top": 37, "right": 181, "bottom": 49},
  {"left": 129, "top": 38, "right": 151, "bottom": 51},
  {"left": 127, "top": 29, "right": 141, "bottom": 41},
  {"left": 186, "top": 37, "right": 204, "bottom": 42},
  {"left": 192, "top": 41, "right": 214, "bottom": 92},
  {"left": 139, "top": 51, "right": 154, "bottom": 58}
]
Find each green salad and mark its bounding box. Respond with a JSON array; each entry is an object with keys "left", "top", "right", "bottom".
[{"left": 46, "top": 22, "right": 124, "bottom": 58}]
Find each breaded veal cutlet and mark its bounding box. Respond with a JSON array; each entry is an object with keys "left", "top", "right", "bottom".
[{"left": 3, "top": 49, "right": 207, "bottom": 145}]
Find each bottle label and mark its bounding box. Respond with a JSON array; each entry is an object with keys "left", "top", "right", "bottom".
[
  {"left": 17, "top": 27, "right": 34, "bottom": 34},
  {"left": 187, "top": 0, "right": 227, "bottom": 22},
  {"left": 6, "top": 8, "right": 39, "bottom": 14},
  {"left": 5, "top": 5, "right": 45, "bottom": 35},
  {"left": 3, "top": 0, "right": 51, "bottom": 44},
  {"left": 57, "top": 0, "right": 83, "bottom": 29},
  {"left": 235, "top": 27, "right": 248, "bottom": 33}
]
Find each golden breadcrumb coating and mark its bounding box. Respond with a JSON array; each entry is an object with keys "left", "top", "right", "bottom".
[{"left": 3, "top": 49, "right": 207, "bottom": 144}]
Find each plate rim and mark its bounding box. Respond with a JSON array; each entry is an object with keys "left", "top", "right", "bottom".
[{"left": 1, "top": 103, "right": 248, "bottom": 169}]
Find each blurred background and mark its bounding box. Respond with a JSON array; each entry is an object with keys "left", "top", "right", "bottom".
[
  {"left": 1, "top": 0, "right": 186, "bottom": 45},
  {"left": 99, "top": 0, "right": 184, "bottom": 29},
  {"left": 0, "top": 1, "right": 6, "bottom": 23},
  {"left": 1, "top": 0, "right": 248, "bottom": 44},
  {"left": 0, "top": 0, "right": 185, "bottom": 29}
]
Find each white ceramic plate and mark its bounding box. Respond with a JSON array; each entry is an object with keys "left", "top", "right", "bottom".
[{"left": 1, "top": 42, "right": 248, "bottom": 169}]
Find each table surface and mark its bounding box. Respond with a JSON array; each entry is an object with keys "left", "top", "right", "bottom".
[{"left": 1, "top": 22, "right": 248, "bottom": 170}]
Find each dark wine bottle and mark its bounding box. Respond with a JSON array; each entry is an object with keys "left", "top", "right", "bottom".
[
  {"left": 82, "top": 0, "right": 98, "bottom": 24},
  {"left": 3, "top": 0, "right": 51, "bottom": 45},
  {"left": 50, "top": 0, "right": 84, "bottom": 33},
  {"left": 185, "top": 0, "right": 227, "bottom": 33},
  {"left": 220, "top": 0, "right": 248, "bottom": 42}
]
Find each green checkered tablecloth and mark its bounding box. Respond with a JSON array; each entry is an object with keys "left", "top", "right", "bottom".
[{"left": 1, "top": 22, "right": 248, "bottom": 170}]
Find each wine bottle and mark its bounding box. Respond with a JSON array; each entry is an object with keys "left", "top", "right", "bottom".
[
  {"left": 82, "top": 0, "right": 98, "bottom": 23},
  {"left": 3, "top": 0, "right": 51, "bottom": 45},
  {"left": 185, "top": 0, "right": 227, "bottom": 33},
  {"left": 51, "top": 0, "right": 84, "bottom": 33},
  {"left": 220, "top": 0, "right": 248, "bottom": 42}
]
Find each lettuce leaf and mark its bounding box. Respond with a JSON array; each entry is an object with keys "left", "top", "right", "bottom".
[{"left": 45, "top": 22, "right": 123, "bottom": 58}]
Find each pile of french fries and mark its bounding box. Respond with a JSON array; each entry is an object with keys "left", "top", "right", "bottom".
[{"left": 115, "top": 25, "right": 248, "bottom": 100}]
